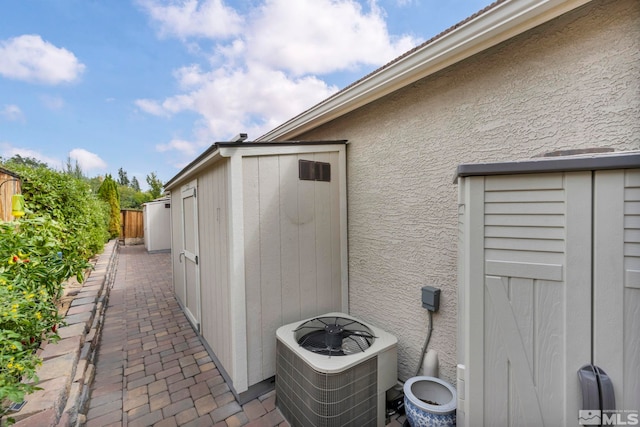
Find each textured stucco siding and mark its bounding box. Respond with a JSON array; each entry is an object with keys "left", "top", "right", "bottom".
[{"left": 295, "top": 0, "right": 640, "bottom": 383}]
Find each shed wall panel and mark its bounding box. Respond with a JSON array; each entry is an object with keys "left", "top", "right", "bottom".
[
  {"left": 278, "top": 154, "right": 302, "bottom": 326},
  {"left": 197, "top": 160, "right": 232, "bottom": 373},
  {"left": 243, "top": 152, "right": 343, "bottom": 386}
]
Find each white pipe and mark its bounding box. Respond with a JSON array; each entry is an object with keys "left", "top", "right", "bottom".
[{"left": 422, "top": 349, "right": 439, "bottom": 377}]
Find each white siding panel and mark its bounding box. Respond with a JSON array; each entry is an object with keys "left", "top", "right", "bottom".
[
  {"left": 330, "top": 151, "right": 343, "bottom": 312},
  {"left": 484, "top": 202, "right": 565, "bottom": 215},
  {"left": 243, "top": 156, "right": 263, "bottom": 385},
  {"left": 484, "top": 189, "right": 566, "bottom": 203},
  {"left": 242, "top": 152, "right": 344, "bottom": 386},
  {"left": 298, "top": 158, "right": 318, "bottom": 319},
  {"left": 484, "top": 214, "right": 564, "bottom": 228},
  {"left": 258, "top": 155, "right": 282, "bottom": 379},
  {"left": 484, "top": 249, "right": 565, "bottom": 265},
  {"left": 484, "top": 237, "right": 564, "bottom": 253},
  {"left": 279, "top": 155, "right": 302, "bottom": 326},
  {"left": 197, "top": 162, "right": 232, "bottom": 375},
  {"left": 313, "top": 152, "right": 333, "bottom": 314},
  {"left": 485, "top": 225, "right": 564, "bottom": 240},
  {"left": 484, "top": 173, "right": 565, "bottom": 191}
]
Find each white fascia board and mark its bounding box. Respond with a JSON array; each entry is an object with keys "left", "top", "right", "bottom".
[
  {"left": 258, "top": 0, "right": 592, "bottom": 141},
  {"left": 164, "top": 148, "right": 223, "bottom": 191},
  {"left": 217, "top": 144, "right": 344, "bottom": 158}
]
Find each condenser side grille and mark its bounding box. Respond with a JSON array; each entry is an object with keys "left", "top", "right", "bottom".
[{"left": 276, "top": 340, "right": 378, "bottom": 427}]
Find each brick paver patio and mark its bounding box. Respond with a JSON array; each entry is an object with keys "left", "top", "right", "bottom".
[{"left": 85, "top": 246, "right": 287, "bottom": 427}]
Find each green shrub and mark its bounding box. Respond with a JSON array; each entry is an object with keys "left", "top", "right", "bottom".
[
  {"left": 0, "top": 164, "right": 108, "bottom": 421},
  {"left": 0, "top": 218, "right": 89, "bottom": 421},
  {"left": 7, "top": 164, "right": 110, "bottom": 260}
]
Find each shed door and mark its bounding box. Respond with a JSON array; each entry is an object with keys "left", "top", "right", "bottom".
[
  {"left": 181, "top": 181, "right": 201, "bottom": 331},
  {"left": 464, "top": 169, "right": 640, "bottom": 426}
]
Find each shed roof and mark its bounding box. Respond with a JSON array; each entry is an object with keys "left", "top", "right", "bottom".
[
  {"left": 164, "top": 140, "right": 347, "bottom": 191},
  {"left": 455, "top": 150, "right": 640, "bottom": 181},
  {"left": 257, "top": 0, "right": 592, "bottom": 141}
]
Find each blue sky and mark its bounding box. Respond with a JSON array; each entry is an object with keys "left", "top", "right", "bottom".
[{"left": 0, "top": 0, "right": 493, "bottom": 187}]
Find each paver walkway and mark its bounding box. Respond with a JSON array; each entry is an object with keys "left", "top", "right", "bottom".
[{"left": 85, "top": 246, "right": 287, "bottom": 427}]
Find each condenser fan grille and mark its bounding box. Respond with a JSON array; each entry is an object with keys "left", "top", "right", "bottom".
[{"left": 294, "top": 316, "right": 376, "bottom": 356}]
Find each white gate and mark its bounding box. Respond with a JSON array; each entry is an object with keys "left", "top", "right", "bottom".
[{"left": 458, "top": 158, "right": 640, "bottom": 427}]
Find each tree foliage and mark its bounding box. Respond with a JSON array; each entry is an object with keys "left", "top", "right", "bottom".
[
  {"left": 119, "top": 185, "right": 152, "bottom": 209},
  {"left": 146, "top": 172, "right": 164, "bottom": 199},
  {"left": 64, "top": 157, "right": 83, "bottom": 179},
  {"left": 98, "top": 174, "right": 121, "bottom": 239},
  {"left": 117, "top": 167, "right": 129, "bottom": 187},
  {"left": 131, "top": 176, "right": 141, "bottom": 192},
  {"left": 0, "top": 155, "right": 48, "bottom": 169}
]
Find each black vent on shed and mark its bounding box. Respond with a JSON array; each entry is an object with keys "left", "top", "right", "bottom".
[{"left": 299, "top": 160, "right": 331, "bottom": 182}]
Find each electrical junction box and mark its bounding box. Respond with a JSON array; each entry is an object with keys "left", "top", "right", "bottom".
[{"left": 422, "top": 286, "right": 440, "bottom": 312}]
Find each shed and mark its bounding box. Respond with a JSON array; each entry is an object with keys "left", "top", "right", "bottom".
[
  {"left": 455, "top": 151, "right": 640, "bottom": 426},
  {"left": 143, "top": 197, "right": 171, "bottom": 253},
  {"left": 164, "top": 141, "right": 348, "bottom": 401}
]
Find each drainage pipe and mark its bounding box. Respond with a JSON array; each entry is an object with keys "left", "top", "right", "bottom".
[{"left": 414, "top": 310, "right": 433, "bottom": 377}]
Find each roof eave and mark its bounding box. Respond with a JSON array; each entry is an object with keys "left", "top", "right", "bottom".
[
  {"left": 164, "top": 145, "right": 222, "bottom": 191},
  {"left": 164, "top": 140, "right": 348, "bottom": 190},
  {"left": 257, "top": 0, "right": 592, "bottom": 141}
]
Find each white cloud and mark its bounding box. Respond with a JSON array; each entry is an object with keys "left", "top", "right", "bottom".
[
  {"left": 69, "top": 148, "right": 107, "bottom": 172},
  {"left": 135, "top": 99, "right": 169, "bottom": 117},
  {"left": 156, "top": 138, "right": 200, "bottom": 156},
  {"left": 0, "top": 35, "right": 85, "bottom": 85},
  {"left": 141, "top": 64, "right": 337, "bottom": 138},
  {"left": 137, "top": 0, "right": 419, "bottom": 147},
  {"left": 137, "top": 0, "right": 244, "bottom": 39},
  {"left": 244, "top": 0, "right": 418, "bottom": 76},
  {"left": 0, "top": 105, "right": 25, "bottom": 122}
]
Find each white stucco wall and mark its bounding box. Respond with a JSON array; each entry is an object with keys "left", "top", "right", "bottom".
[{"left": 295, "top": 0, "right": 640, "bottom": 383}]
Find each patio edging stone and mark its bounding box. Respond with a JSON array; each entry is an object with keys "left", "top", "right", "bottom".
[{"left": 8, "top": 240, "right": 119, "bottom": 427}]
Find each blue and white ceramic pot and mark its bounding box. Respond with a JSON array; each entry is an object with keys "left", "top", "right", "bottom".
[{"left": 404, "top": 376, "right": 456, "bottom": 427}]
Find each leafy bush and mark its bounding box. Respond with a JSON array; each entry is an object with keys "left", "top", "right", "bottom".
[
  {"left": 0, "top": 218, "right": 89, "bottom": 420},
  {"left": 0, "top": 164, "right": 109, "bottom": 421},
  {"left": 6, "top": 164, "right": 110, "bottom": 260}
]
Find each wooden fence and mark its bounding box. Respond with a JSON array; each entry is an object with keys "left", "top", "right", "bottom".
[
  {"left": 120, "top": 209, "right": 144, "bottom": 244},
  {"left": 0, "top": 168, "right": 22, "bottom": 222}
]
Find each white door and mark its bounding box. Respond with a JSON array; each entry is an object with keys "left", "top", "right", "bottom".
[
  {"left": 461, "top": 169, "right": 640, "bottom": 426},
  {"left": 181, "top": 181, "right": 201, "bottom": 332}
]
